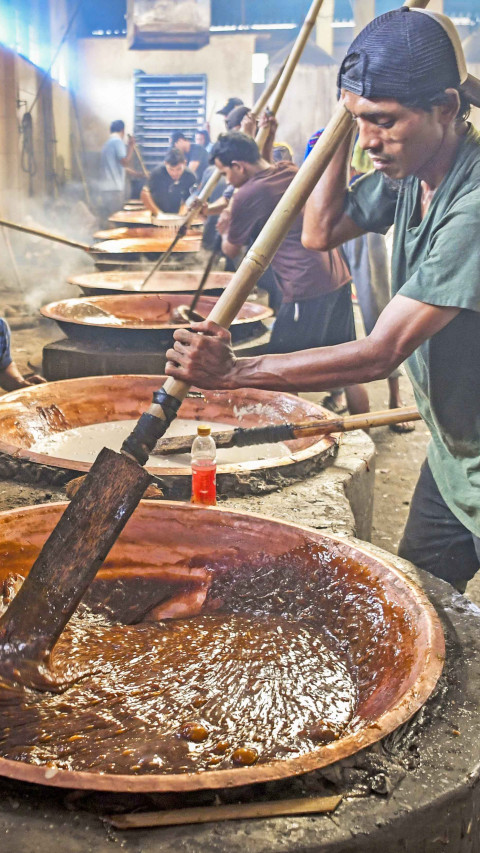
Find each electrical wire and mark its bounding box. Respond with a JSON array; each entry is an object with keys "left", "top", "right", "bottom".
[
  {"left": 20, "top": 112, "right": 36, "bottom": 194},
  {"left": 19, "top": 0, "right": 84, "bottom": 192},
  {"left": 29, "top": 0, "right": 84, "bottom": 114}
]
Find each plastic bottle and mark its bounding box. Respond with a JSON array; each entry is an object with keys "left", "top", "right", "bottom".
[{"left": 191, "top": 424, "right": 216, "bottom": 506}]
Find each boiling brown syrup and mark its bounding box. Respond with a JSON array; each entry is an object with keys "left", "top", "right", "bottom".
[{"left": 0, "top": 543, "right": 412, "bottom": 776}]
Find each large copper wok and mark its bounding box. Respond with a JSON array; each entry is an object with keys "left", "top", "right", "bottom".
[
  {"left": 0, "top": 500, "right": 444, "bottom": 792},
  {"left": 94, "top": 226, "right": 176, "bottom": 241},
  {"left": 92, "top": 235, "right": 201, "bottom": 262},
  {"left": 109, "top": 209, "right": 204, "bottom": 229},
  {"left": 0, "top": 376, "right": 336, "bottom": 496},
  {"left": 40, "top": 293, "right": 273, "bottom": 346},
  {"left": 67, "top": 269, "right": 232, "bottom": 297},
  {"left": 93, "top": 226, "right": 201, "bottom": 241}
]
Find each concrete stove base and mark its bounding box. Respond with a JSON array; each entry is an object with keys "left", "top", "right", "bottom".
[
  {"left": 3, "top": 434, "right": 479, "bottom": 852},
  {"left": 42, "top": 331, "right": 271, "bottom": 381}
]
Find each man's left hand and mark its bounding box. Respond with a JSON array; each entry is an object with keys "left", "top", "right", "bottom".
[{"left": 240, "top": 112, "right": 257, "bottom": 138}]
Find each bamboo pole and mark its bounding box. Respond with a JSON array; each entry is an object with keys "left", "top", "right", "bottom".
[
  {"left": 140, "top": 23, "right": 318, "bottom": 287},
  {"left": 250, "top": 61, "right": 286, "bottom": 118},
  {"left": 256, "top": 0, "right": 326, "bottom": 151},
  {"left": 106, "top": 794, "right": 342, "bottom": 830},
  {"left": 147, "top": 101, "right": 353, "bottom": 417},
  {"left": 134, "top": 143, "right": 149, "bottom": 178},
  {"left": 0, "top": 217, "right": 90, "bottom": 253}
]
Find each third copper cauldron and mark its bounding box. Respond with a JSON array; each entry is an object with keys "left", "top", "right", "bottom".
[
  {"left": 40, "top": 293, "right": 273, "bottom": 347},
  {"left": 0, "top": 500, "right": 444, "bottom": 793}
]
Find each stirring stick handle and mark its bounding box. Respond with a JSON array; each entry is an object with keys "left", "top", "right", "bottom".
[
  {"left": 189, "top": 233, "right": 223, "bottom": 314},
  {"left": 155, "top": 407, "right": 421, "bottom": 455},
  {"left": 0, "top": 217, "right": 90, "bottom": 252}
]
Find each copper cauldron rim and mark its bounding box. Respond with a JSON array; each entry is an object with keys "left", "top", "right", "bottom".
[
  {"left": 40, "top": 294, "right": 274, "bottom": 330},
  {"left": 66, "top": 269, "right": 233, "bottom": 294},
  {"left": 0, "top": 500, "right": 445, "bottom": 793},
  {"left": 0, "top": 375, "right": 336, "bottom": 479}
]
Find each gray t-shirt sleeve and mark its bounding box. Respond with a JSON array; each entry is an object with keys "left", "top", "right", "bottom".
[
  {"left": 344, "top": 171, "right": 398, "bottom": 235},
  {"left": 112, "top": 137, "right": 127, "bottom": 161},
  {"left": 398, "top": 194, "right": 480, "bottom": 312},
  {"left": 0, "top": 319, "right": 12, "bottom": 370}
]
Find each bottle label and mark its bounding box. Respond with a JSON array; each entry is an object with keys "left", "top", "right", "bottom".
[{"left": 191, "top": 462, "right": 217, "bottom": 506}]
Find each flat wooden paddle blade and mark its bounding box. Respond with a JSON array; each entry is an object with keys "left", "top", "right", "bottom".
[{"left": 0, "top": 447, "right": 152, "bottom": 663}]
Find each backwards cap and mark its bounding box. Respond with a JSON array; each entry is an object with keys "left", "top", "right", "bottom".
[{"left": 338, "top": 6, "right": 467, "bottom": 102}]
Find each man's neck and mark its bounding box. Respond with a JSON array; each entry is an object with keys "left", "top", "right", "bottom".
[
  {"left": 246, "top": 158, "right": 272, "bottom": 179},
  {"left": 418, "top": 121, "right": 468, "bottom": 192}
]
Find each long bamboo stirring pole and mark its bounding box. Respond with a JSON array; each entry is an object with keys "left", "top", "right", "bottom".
[
  {"left": 140, "top": 0, "right": 327, "bottom": 287},
  {"left": 255, "top": 0, "right": 327, "bottom": 152},
  {"left": 0, "top": 217, "right": 91, "bottom": 253}
]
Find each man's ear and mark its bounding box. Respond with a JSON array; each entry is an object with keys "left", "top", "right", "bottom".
[{"left": 438, "top": 88, "right": 462, "bottom": 124}]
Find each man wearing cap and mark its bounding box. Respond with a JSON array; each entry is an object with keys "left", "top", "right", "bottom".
[
  {"left": 170, "top": 131, "right": 209, "bottom": 182},
  {"left": 217, "top": 97, "right": 244, "bottom": 119},
  {"left": 166, "top": 8, "right": 480, "bottom": 592}
]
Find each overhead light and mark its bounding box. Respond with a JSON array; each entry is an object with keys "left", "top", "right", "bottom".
[
  {"left": 252, "top": 52, "right": 269, "bottom": 84},
  {"left": 210, "top": 23, "right": 297, "bottom": 33}
]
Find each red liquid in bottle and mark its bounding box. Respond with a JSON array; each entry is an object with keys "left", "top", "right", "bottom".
[{"left": 191, "top": 461, "right": 217, "bottom": 505}]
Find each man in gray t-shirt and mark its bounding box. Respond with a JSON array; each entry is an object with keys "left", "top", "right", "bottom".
[{"left": 99, "top": 120, "right": 136, "bottom": 220}]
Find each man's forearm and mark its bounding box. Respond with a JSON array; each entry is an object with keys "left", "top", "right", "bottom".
[
  {"left": 141, "top": 187, "right": 159, "bottom": 215},
  {"left": 206, "top": 197, "right": 228, "bottom": 216},
  {"left": 302, "top": 122, "right": 358, "bottom": 250},
  {"left": 227, "top": 337, "right": 390, "bottom": 393}
]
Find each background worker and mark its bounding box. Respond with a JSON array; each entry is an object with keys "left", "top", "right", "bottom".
[
  {"left": 0, "top": 319, "right": 45, "bottom": 391},
  {"left": 98, "top": 120, "right": 136, "bottom": 220},
  {"left": 202, "top": 130, "right": 369, "bottom": 413},
  {"left": 166, "top": 8, "right": 480, "bottom": 592},
  {"left": 170, "top": 130, "right": 209, "bottom": 183},
  {"left": 195, "top": 128, "right": 213, "bottom": 154},
  {"left": 141, "top": 148, "right": 196, "bottom": 216},
  {"left": 216, "top": 97, "right": 244, "bottom": 123}
]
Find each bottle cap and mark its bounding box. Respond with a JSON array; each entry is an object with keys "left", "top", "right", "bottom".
[{"left": 197, "top": 424, "right": 211, "bottom": 437}]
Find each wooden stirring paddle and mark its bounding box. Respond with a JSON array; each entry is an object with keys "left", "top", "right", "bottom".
[{"left": 153, "top": 407, "right": 421, "bottom": 456}]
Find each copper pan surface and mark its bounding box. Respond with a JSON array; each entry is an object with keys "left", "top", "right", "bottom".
[
  {"left": 67, "top": 269, "right": 233, "bottom": 297},
  {"left": 93, "top": 226, "right": 200, "bottom": 241},
  {"left": 40, "top": 293, "right": 272, "bottom": 346},
  {"left": 0, "top": 500, "right": 444, "bottom": 792},
  {"left": 94, "top": 226, "right": 170, "bottom": 241},
  {"left": 109, "top": 209, "right": 203, "bottom": 228},
  {"left": 92, "top": 235, "right": 202, "bottom": 260},
  {"left": 0, "top": 375, "right": 336, "bottom": 492}
]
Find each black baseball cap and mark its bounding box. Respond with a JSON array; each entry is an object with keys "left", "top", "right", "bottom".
[
  {"left": 338, "top": 7, "right": 467, "bottom": 102},
  {"left": 217, "top": 97, "right": 244, "bottom": 116}
]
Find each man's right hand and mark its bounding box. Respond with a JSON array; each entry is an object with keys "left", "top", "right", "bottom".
[{"left": 165, "top": 321, "right": 237, "bottom": 390}]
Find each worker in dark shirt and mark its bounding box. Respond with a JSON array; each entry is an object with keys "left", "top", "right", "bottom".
[
  {"left": 203, "top": 132, "right": 369, "bottom": 414},
  {"left": 141, "top": 148, "right": 196, "bottom": 215},
  {"left": 170, "top": 131, "right": 209, "bottom": 182}
]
